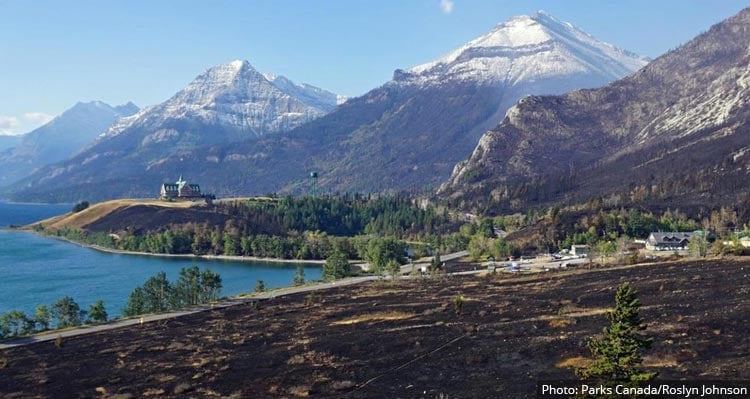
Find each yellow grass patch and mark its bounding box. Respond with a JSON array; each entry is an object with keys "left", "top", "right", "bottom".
[
  {"left": 643, "top": 355, "right": 679, "bottom": 367},
  {"left": 30, "top": 199, "right": 199, "bottom": 230},
  {"left": 557, "top": 306, "right": 611, "bottom": 317},
  {"left": 351, "top": 289, "right": 406, "bottom": 299},
  {"left": 331, "top": 311, "right": 416, "bottom": 326},
  {"left": 548, "top": 317, "right": 575, "bottom": 328},
  {"left": 556, "top": 356, "right": 593, "bottom": 369}
]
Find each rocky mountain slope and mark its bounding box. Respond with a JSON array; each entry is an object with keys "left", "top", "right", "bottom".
[
  {"left": 438, "top": 7, "right": 750, "bottom": 214},
  {"left": 0, "top": 101, "right": 139, "bottom": 186},
  {"left": 6, "top": 60, "right": 341, "bottom": 201},
  {"left": 9, "top": 12, "right": 646, "bottom": 202},
  {"left": 187, "top": 12, "right": 645, "bottom": 197},
  {"left": 0, "top": 135, "right": 22, "bottom": 152}
]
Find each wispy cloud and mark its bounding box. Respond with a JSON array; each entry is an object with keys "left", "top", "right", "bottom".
[
  {"left": 439, "top": 0, "right": 454, "bottom": 15},
  {"left": 0, "top": 115, "right": 20, "bottom": 134},
  {"left": 24, "top": 111, "right": 54, "bottom": 125}
]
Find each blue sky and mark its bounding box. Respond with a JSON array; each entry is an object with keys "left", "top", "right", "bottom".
[{"left": 0, "top": 0, "right": 747, "bottom": 134}]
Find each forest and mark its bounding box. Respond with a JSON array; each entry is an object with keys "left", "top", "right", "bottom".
[{"left": 47, "top": 195, "right": 465, "bottom": 261}]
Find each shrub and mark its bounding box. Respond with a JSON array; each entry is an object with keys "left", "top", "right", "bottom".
[
  {"left": 454, "top": 295, "right": 465, "bottom": 315},
  {"left": 71, "top": 201, "right": 90, "bottom": 213}
]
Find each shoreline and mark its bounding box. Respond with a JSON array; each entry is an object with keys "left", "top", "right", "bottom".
[{"left": 9, "top": 228, "right": 325, "bottom": 265}]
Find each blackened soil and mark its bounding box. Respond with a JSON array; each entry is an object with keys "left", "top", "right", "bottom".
[{"left": 1, "top": 259, "right": 749, "bottom": 398}]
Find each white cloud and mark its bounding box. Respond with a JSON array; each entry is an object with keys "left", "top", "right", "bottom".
[
  {"left": 23, "top": 111, "right": 54, "bottom": 125},
  {"left": 439, "top": 0, "right": 454, "bottom": 14},
  {"left": 0, "top": 116, "right": 20, "bottom": 134}
]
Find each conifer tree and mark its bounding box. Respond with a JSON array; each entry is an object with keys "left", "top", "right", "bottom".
[
  {"left": 578, "top": 282, "right": 656, "bottom": 389},
  {"left": 293, "top": 265, "right": 305, "bottom": 286}
]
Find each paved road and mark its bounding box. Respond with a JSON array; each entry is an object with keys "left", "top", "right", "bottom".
[{"left": 0, "top": 252, "right": 469, "bottom": 350}]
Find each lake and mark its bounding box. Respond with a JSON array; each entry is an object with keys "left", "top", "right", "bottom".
[{"left": 0, "top": 201, "right": 321, "bottom": 317}]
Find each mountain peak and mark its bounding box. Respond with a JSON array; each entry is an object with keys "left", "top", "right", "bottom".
[
  {"left": 198, "top": 59, "right": 258, "bottom": 84},
  {"left": 399, "top": 12, "right": 647, "bottom": 85}
]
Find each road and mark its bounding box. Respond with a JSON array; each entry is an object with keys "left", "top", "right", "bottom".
[
  {"left": 0, "top": 253, "right": 468, "bottom": 350},
  {"left": 0, "top": 250, "right": 590, "bottom": 350}
]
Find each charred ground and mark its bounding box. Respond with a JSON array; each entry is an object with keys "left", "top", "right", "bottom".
[{"left": 1, "top": 259, "right": 749, "bottom": 398}]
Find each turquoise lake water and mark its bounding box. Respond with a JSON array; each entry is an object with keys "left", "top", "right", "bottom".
[{"left": 0, "top": 201, "right": 321, "bottom": 317}]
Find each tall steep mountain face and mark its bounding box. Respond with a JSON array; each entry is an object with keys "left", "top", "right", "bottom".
[
  {"left": 6, "top": 60, "right": 341, "bottom": 202},
  {"left": 0, "top": 101, "right": 139, "bottom": 186},
  {"left": 439, "top": 7, "right": 750, "bottom": 214},
  {"left": 185, "top": 11, "right": 646, "bottom": 197},
  {"left": 10, "top": 11, "right": 645, "bottom": 202}
]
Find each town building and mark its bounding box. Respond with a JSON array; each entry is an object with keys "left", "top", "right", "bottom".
[
  {"left": 645, "top": 232, "right": 693, "bottom": 251},
  {"left": 160, "top": 175, "right": 202, "bottom": 199}
]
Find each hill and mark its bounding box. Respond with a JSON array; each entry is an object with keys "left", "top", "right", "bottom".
[
  {"left": 1, "top": 258, "right": 747, "bottom": 397},
  {"left": 438, "top": 7, "right": 750, "bottom": 214},
  {"left": 29, "top": 199, "right": 225, "bottom": 234}
]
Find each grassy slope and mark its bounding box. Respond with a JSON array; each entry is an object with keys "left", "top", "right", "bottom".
[{"left": 27, "top": 199, "right": 202, "bottom": 231}]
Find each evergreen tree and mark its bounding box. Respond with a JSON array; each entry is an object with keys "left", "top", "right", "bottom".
[
  {"left": 0, "top": 310, "right": 33, "bottom": 337},
  {"left": 199, "top": 268, "right": 222, "bottom": 303},
  {"left": 34, "top": 304, "right": 51, "bottom": 331},
  {"left": 87, "top": 300, "right": 108, "bottom": 324},
  {"left": 123, "top": 287, "right": 146, "bottom": 317},
  {"left": 51, "top": 296, "right": 84, "bottom": 328},
  {"left": 172, "top": 266, "right": 202, "bottom": 307},
  {"left": 688, "top": 233, "right": 709, "bottom": 258},
  {"left": 254, "top": 280, "right": 266, "bottom": 293},
  {"left": 431, "top": 251, "right": 442, "bottom": 272},
  {"left": 324, "top": 249, "right": 350, "bottom": 281},
  {"left": 140, "top": 272, "right": 171, "bottom": 313},
  {"left": 578, "top": 282, "right": 656, "bottom": 389},
  {"left": 293, "top": 265, "right": 306, "bottom": 286}
]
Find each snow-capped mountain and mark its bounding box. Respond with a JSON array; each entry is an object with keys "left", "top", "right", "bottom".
[
  {"left": 395, "top": 11, "right": 647, "bottom": 87},
  {"left": 439, "top": 7, "right": 750, "bottom": 212},
  {"left": 0, "top": 101, "right": 139, "bottom": 186},
  {"left": 95, "top": 60, "right": 340, "bottom": 146},
  {"left": 5, "top": 60, "right": 343, "bottom": 201},
  {"left": 9, "top": 14, "right": 646, "bottom": 202}
]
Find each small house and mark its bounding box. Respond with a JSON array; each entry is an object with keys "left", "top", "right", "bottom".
[
  {"left": 645, "top": 232, "right": 693, "bottom": 251},
  {"left": 160, "top": 175, "right": 203, "bottom": 199}
]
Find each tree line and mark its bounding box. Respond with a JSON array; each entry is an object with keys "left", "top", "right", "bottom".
[
  {"left": 44, "top": 195, "right": 466, "bottom": 261},
  {"left": 0, "top": 297, "right": 107, "bottom": 339},
  {"left": 123, "top": 266, "right": 222, "bottom": 316},
  {"left": 1, "top": 266, "right": 222, "bottom": 340}
]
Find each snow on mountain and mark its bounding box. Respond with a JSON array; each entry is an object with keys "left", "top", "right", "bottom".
[
  {"left": 97, "top": 60, "right": 341, "bottom": 144},
  {"left": 263, "top": 72, "right": 345, "bottom": 112},
  {"left": 438, "top": 7, "right": 750, "bottom": 212},
  {"left": 7, "top": 15, "right": 647, "bottom": 202},
  {"left": 396, "top": 11, "right": 648, "bottom": 86}
]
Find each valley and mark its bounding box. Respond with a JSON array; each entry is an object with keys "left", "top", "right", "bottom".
[{"left": 3, "top": 4, "right": 750, "bottom": 398}]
